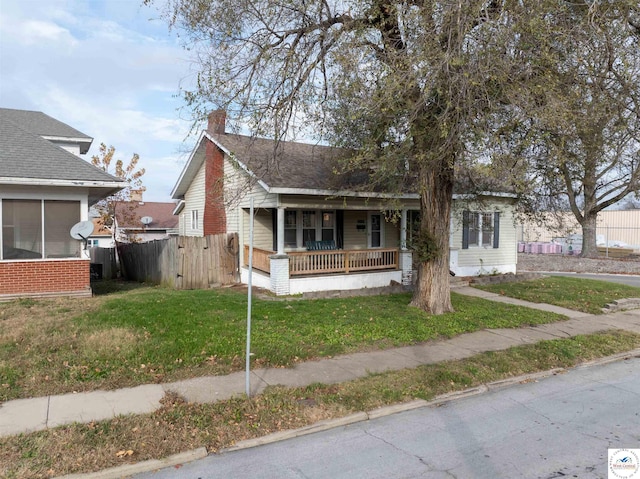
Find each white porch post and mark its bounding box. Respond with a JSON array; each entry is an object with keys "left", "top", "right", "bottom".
[
  {"left": 277, "top": 207, "right": 285, "bottom": 254},
  {"left": 238, "top": 207, "right": 245, "bottom": 268},
  {"left": 269, "top": 255, "right": 290, "bottom": 295},
  {"left": 400, "top": 209, "right": 408, "bottom": 250},
  {"left": 399, "top": 209, "right": 413, "bottom": 285},
  {"left": 270, "top": 206, "right": 290, "bottom": 295}
]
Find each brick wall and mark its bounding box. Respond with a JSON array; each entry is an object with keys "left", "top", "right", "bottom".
[
  {"left": 203, "top": 111, "right": 228, "bottom": 236},
  {"left": 0, "top": 260, "right": 91, "bottom": 296},
  {"left": 203, "top": 141, "right": 228, "bottom": 235}
]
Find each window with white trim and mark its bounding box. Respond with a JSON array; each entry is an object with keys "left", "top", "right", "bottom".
[
  {"left": 284, "top": 210, "right": 297, "bottom": 247},
  {"left": 321, "top": 211, "right": 335, "bottom": 241},
  {"left": 302, "top": 210, "right": 317, "bottom": 244},
  {"left": 191, "top": 210, "right": 199, "bottom": 230},
  {"left": 462, "top": 211, "right": 500, "bottom": 249},
  {"left": 283, "top": 209, "right": 336, "bottom": 248},
  {"left": 1, "top": 199, "right": 80, "bottom": 260}
]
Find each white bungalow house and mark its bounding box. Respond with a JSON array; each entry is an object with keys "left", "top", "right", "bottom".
[
  {"left": 0, "top": 108, "right": 124, "bottom": 300},
  {"left": 171, "top": 111, "right": 518, "bottom": 295}
]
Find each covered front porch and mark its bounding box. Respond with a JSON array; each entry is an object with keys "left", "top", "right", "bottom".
[
  {"left": 233, "top": 196, "right": 420, "bottom": 295},
  {"left": 241, "top": 245, "right": 413, "bottom": 295}
]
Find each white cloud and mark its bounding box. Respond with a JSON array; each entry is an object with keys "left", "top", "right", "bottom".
[
  {"left": 21, "top": 20, "right": 78, "bottom": 46},
  {"left": 0, "top": 0, "right": 197, "bottom": 202}
]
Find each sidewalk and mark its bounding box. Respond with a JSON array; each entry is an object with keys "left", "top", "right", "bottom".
[{"left": 2, "top": 286, "right": 640, "bottom": 438}]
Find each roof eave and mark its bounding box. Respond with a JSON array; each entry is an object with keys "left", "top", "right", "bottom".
[
  {"left": 173, "top": 200, "right": 185, "bottom": 215},
  {"left": 453, "top": 191, "right": 518, "bottom": 200},
  {"left": 268, "top": 187, "right": 419, "bottom": 199},
  {"left": 0, "top": 177, "right": 125, "bottom": 189},
  {"left": 171, "top": 131, "right": 208, "bottom": 199},
  {"left": 268, "top": 188, "right": 517, "bottom": 200},
  {"left": 42, "top": 135, "right": 93, "bottom": 154}
]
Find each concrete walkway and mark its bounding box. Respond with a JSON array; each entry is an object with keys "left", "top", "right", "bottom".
[{"left": 2, "top": 286, "right": 640, "bottom": 438}]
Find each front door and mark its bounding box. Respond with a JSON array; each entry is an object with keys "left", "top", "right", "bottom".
[{"left": 369, "top": 213, "right": 382, "bottom": 248}]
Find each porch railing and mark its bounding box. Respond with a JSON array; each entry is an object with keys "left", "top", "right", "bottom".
[
  {"left": 244, "top": 246, "right": 273, "bottom": 273},
  {"left": 244, "top": 246, "right": 399, "bottom": 276}
]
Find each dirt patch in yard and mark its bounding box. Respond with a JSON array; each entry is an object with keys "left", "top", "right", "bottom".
[{"left": 0, "top": 297, "right": 102, "bottom": 343}]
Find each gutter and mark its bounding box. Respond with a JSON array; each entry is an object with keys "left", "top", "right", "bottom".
[{"left": 0, "top": 177, "right": 124, "bottom": 189}]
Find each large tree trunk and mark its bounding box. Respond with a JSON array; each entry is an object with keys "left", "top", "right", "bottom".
[
  {"left": 410, "top": 161, "right": 455, "bottom": 314},
  {"left": 580, "top": 212, "right": 599, "bottom": 258}
]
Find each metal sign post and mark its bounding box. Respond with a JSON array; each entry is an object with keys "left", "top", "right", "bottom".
[{"left": 245, "top": 197, "right": 254, "bottom": 397}]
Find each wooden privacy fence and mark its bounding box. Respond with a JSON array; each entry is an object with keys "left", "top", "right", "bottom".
[{"left": 118, "top": 234, "right": 239, "bottom": 289}]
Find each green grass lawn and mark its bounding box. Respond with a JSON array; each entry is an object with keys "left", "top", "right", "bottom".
[
  {"left": 0, "top": 285, "right": 566, "bottom": 401},
  {"left": 475, "top": 276, "right": 640, "bottom": 314},
  {"left": 3, "top": 330, "right": 639, "bottom": 479}
]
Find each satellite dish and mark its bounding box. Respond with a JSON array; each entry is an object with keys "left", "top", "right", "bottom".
[
  {"left": 141, "top": 216, "right": 153, "bottom": 226},
  {"left": 70, "top": 221, "right": 94, "bottom": 240}
]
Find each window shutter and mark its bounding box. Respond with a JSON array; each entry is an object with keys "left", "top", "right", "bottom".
[
  {"left": 493, "top": 212, "right": 500, "bottom": 249},
  {"left": 462, "top": 210, "right": 470, "bottom": 249},
  {"left": 336, "top": 210, "right": 344, "bottom": 249}
]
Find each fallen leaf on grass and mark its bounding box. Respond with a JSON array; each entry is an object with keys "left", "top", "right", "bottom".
[{"left": 116, "top": 450, "right": 134, "bottom": 458}]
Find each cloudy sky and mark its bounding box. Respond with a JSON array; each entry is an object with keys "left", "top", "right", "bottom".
[{"left": 0, "top": 0, "right": 195, "bottom": 202}]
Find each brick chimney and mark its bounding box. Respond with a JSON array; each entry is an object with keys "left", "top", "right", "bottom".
[
  {"left": 203, "top": 110, "right": 228, "bottom": 235},
  {"left": 207, "top": 110, "right": 226, "bottom": 135}
]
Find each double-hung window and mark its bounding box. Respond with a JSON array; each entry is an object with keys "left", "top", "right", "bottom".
[
  {"left": 191, "top": 210, "right": 199, "bottom": 230},
  {"left": 284, "top": 210, "right": 297, "bottom": 248},
  {"left": 462, "top": 211, "right": 500, "bottom": 249},
  {"left": 302, "top": 210, "right": 317, "bottom": 244},
  {"left": 283, "top": 209, "right": 336, "bottom": 249}
]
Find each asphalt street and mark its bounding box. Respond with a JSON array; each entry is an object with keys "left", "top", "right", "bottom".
[{"left": 135, "top": 357, "right": 640, "bottom": 479}]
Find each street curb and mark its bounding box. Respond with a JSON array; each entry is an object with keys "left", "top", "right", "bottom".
[
  {"left": 217, "top": 348, "right": 640, "bottom": 455},
  {"left": 56, "top": 448, "right": 208, "bottom": 479},
  {"left": 56, "top": 348, "right": 640, "bottom": 478},
  {"left": 222, "top": 412, "right": 369, "bottom": 452}
]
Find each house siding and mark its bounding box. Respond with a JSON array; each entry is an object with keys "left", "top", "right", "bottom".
[
  {"left": 235, "top": 181, "right": 277, "bottom": 209},
  {"left": 342, "top": 211, "right": 400, "bottom": 249},
  {"left": 242, "top": 208, "right": 274, "bottom": 251},
  {"left": 182, "top": 161, "right": 206, "bottom": 236},
  {"left": 385, "top": 218, "right": 400, "bottom": 248},
  {"left": 451, "top": 199, "right": 517, "bottom": 275},
  {"left": 343, "top": 211, "right": 368, "bottom": 249},
  {"left": 222, "top": 147, "right": 281, "bottom": 253},
  {"left": 0, "top": 259, "right": 91, "bottom": 299},
  {"left": 223, "top": 157, "right": 239, "bottom": 234}
]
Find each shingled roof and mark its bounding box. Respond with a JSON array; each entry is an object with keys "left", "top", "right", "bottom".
[
  {"left": 0, "top": 108, "right": 92, "bottom": 153},
  {"left": 172, "top": 111, "right": 515, "bottom": 200},
  {"left": 116, "top": 202, "right": 179, "bottom": 230},
  {"left": 0, "top": 108, "right": 124, "bottom": 204},
  {"left": 210, "top": 132, "right": 350, "bottom": 190}
]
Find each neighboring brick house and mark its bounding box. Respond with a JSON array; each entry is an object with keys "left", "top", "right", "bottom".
[
  {"left": 0, "top": 108, "right": 124, "bottom": 300},
  {"left": 171, "top": 111, "right": 518, "bottom": 295}
]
